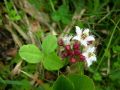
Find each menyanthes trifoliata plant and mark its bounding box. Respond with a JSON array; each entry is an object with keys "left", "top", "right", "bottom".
[{"left": 19, "top": 25, "right": 96, "bottom": 90}]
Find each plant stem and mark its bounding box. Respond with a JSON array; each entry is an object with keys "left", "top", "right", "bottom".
[
  {"left": 95, "top": 19, "right": 120, "bottom": 72},
  {"left": 20, "top": 70, "right": 32, "bottom": 78},
  {"left": 49, "top": 0, "right": 55, "bottom": 12}
]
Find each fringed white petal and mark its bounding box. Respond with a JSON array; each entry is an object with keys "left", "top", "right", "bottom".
[
  {"left": 86, "top": 35, "right": 95, "bottom": 41},
  {"left": 72, "top": 36, "right": 80, "bottom": 41},
  {"left": 75, "top": 26, "right": 82, "bottom": 36},
  {"left": 81, "top": 40, "right": 88, "bottom": 47},
  {"left": 63, "top": 35, "right": 73, "bottom": 45},
  {"left": 86, "top": 58, "right": 93, "bottom": 67},
  {"left": 91, "top": 55, "right": 97, "bottom": 61},
  {"left": 87, "top": 47, "right": 95, "bottom": 53},
  {"left": 83, "top": 28, "right": 89, "bottom": 35},
  {"left": 82, "top": 52, "right": 88, "bottom": 58}
]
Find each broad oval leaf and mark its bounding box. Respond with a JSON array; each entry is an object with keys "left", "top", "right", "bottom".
[
  {"left": 19, "top": 44, "right": 43, "bottom": 63},
  {"left": 68, "top": 74, "right": 95, "bottom": 90},
  {"left": 42, "top": 35, "right": 57, "bottom": 54},
  {"left": 43, "top": 52, "right": 63, "bottom": 70},
  {"left": 70, "top": 62, "right": 84, "bottom": 75},
  {"left": 53, "top": 75, "right": 74, "bottom": 90}
]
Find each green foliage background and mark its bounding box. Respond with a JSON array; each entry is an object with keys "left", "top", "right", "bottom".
[{"left": 0, "top": 0, "right": 120, "bottom": 90}]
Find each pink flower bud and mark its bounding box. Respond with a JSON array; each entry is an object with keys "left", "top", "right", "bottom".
[
  {"left": 74, "top": 50, "right": 81, "bottom": 55},
  {"left": 70, "top": 57, "right": 76, "bottom": 63},
  {"left": 58, "top": 39, "right": 64, "bottom": 46},
  {"left": 73, "top": 42, "right": 80, "bottom": 50},
  {"left": 62, "top": 52, "right": 68, "bottom": 58},
  {"left": 65, "top": 45, "right": 71, "bottom": 51},
  {"left": 68, "top": 51, "right": 74, "bottom": 57},
  {"left": 79, "top": 54, "right": 85, "bottom": 61}
]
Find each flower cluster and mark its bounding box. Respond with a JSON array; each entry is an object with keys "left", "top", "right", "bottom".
[{"left": 58, "top": 26, "right": 97, "bottom": 67}]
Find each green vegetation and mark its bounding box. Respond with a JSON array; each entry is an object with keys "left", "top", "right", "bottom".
[{"left": 0, "top": 0, "right": 120, "bottom": 90}]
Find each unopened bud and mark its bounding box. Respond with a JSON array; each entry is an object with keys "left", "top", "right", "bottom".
[
  {"left": 65, "top": 45, "right": 71, "bottom": 51},
  {"left": 73, "top": 42, "right": 80, "bottom": 50},
  {"left": 74, "top": 50, "right": 81, "bottom": 55},
  {"left": 79, "top": 54, "right": 85, "bottom": 61},
  {"left": 68, "top": 51, "right": 74, "bottom": 57},
  {"left": 58, "top": 39, "right": 64, "bottom": 46},
  {"left": 62, "top": 52, "right": 68, "bottom": 58},
  {"left": 70, "top": 57, "right": 76, "bottom": 63}
]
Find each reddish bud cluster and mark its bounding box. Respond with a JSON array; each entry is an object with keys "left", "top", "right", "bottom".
[{"left": 58, "top": 39, "right": 85, "bottom": 63}]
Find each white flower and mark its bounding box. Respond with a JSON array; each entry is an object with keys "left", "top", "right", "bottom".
[
  {"left": 82, "top": 46, "right": 97, "bottom": 67},
  {"left": 63, "top": 35, "right": 72, "bottom": 45},
  {"left": 73, "top": 26, "right": 95, "bottom": 47}
]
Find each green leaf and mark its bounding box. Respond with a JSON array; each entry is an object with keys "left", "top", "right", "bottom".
[
  {"left": 52, "top": 4, "right": 71, "bottom": 24},
  {"left": 42, "top": 35, "right": 57, "bottom": 54},
  {"left": 19, "top": 44, "right": 43, "bottom": 63},
  {"left": 71, "top": 0, "right": 84, "bottom": 11},
  {"left": 109, "top": 70, "right": 120, "bottom": 81},
  {"left": 69, "top": 62, "right": 84, "bottom": 75},
  {"left": 0, "top": 77, "right": 6, "bottom": 84},
  {"left": 93, "top": 72, "right": 102, "bottom": 81},
  {"left": 52, "top": 12, "right": 61, "bottom": 22},
  {"left": 104, "top": 49, "right": 110, "bottom": 57},
  {"left": 53, "top": 75, "right": 74, "bottom": 90},
  {"left": 41, "top": 84, "right": 52, "bottom": 90},
  {"left": 28, "top": 0, "right": 41, "bottom": 10},
  {"left": 68, "top": 74, "right": 95, "bottom": 90},
  {"left": 43, "top": 52, "right": 63, "bottom": 70},
  {"left": 61, "top": 16, "right": 71, "bottom": 25},
  {"left": 112, "top": 46, "right": 120, "bottom": 53}
]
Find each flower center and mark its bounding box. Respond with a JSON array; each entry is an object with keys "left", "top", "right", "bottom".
[
  {"left": 88, "top": 52, "right": 94, "bottom": 57},
  {"left": 81, "top": 34, "right": 87, "bottom": 39}
]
